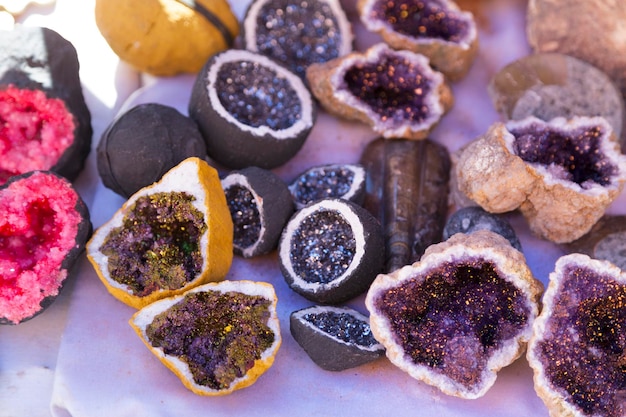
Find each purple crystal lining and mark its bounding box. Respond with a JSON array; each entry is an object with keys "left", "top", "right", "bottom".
[
  {"left": 303, "top": 310, "right": 378, "bottom": 346},
  {"left": 224, "top": 184, "right": 262, "bottom": 249},
  {"left": 292, "top": 166, "right": 355, "bottom": 206},
  {"left": 374, "top": 258, "right": 529, "bottom": 386},
  {"left": 216, "top": 60, "right": 302, "bottom": 130},
  {"left": 536, "top": 264, "right": 626, "bottom": 417},
  {"left": 344, "top": 53, "right": 433, "bottom": 124},
  {"left": 510, "top": 123, "right": 617, "bottom": 188},
  {"left": 146, "top": 291, "right": 275, "bottom": 390},
  {"left": 290, "top": 209, "right": 356, "bottom": 284},
  {"left": 369, "top": 0, "right": 469, "bottom": 43},
  {"left": 253, "top": 0, "right": 344, "bottom": 79},
  {"left": 101, "top": 192, "right": 206, "bottom": 296}
]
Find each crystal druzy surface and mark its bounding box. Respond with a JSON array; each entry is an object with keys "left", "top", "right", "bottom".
[
  {"left": 368, "top": 0, "right": 469, "bottom": 43},
  {"left": 252, "top": 0, "right": 344, "bottom": 79},
  {"left": 101, "top": 192, "right": 207, "bottom": 296},
  {"left": 224, "top": 184, "right": 262, "bottom": 250},
  {"left": 290, "top": 209, "right": 356, "bottom": 284},
  {"left": 374, "top": 257, "right": 530, "bottom": 386},
  {"left": 0, "top": 86, "right": 75, "bottom": 184},
  {"left": 145, "top": 290, "right": 275, "bottom": 390},
  {"left": 343, "top": 52, "right": 433, "bottom": 124},
  {"left": 509, "top": 122, "right": 617, "bottom": 188},
  {"left": 303, "top": 310, "right": 378, "bottom": 347},
  {"left": 537, "top": 265, "right": 626, "bottom": 417},
  {"left": 216, "top": 60, "right": 302, "bottom": 130},
  {"left": 291, "top": 165, "right": 355, "bottom": 206}
]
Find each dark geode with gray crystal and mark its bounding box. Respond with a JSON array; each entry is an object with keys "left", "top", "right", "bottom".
[
  {"left": 189, "top": 49, "right": 315, "bottom": 169},
  {"left": 279, "top": 198, "right": 384, "bottom": 304},
  {"left": 221, "top": 166, "right": 294, "bottom": 258},
  {"left": 290, "top": 305, "right": 385, "bottom": 371},
  {"left": 242, "top": 0, "right": 353, "bottom": 80},
  {"left": 444, "top": 206, "right": 522, "bottom": 252}
]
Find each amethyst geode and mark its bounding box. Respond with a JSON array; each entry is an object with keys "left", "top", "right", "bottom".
[
  {"left": 366, "top": 230, "right": 543, "bottom": 398},
  {"left": 528, "top": 254, "right": 626, "bottom": 417},
  {"left": 456, "top": 116, "right": 626, "bottom": 243},
  {"left": 306, "top": 43, "right": 453, "bottom": 140}
]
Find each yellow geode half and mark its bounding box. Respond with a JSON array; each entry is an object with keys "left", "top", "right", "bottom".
[
  {"left": 130, "top": 280, "right": 281, "bottom": 396},
  {"left": 456, "top": 116, "right": 626, "bottom": 243},
  {"left": 87, "top": 157, "right": 233, "bottom": 309},
  {"left": 95, "top": 0, "right": 239, "bottom": 76}
]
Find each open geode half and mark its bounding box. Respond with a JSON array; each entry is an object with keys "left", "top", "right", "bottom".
[
  {"left": 527, "top": 254, "right": 626, "bottom": 417},
  {"left": 0, "top": 171, "right": 91, "bottom": 324},
  {"left": 87, "top": 157, "right": 233, "bottom": 309},
  {"left": 189, "top": 48, "right": 315, "bottom": 169},
  {"left": 306, "top": 43, "right": 453, "bottom": 140},
  {"left": 365, "top": 230, "right": 542, "bottom": 399},
  {"left": 130, "top": 280, "right": 281, "bottom": 396},
  {"left": 358, "top": 0, "right": 478, "bottom": 81},
  {"left": 455, "top": 116, "right": 626, "bottom": 243},
  {"left": 242, "top": 0, "right": 353, "bottom": 81}
]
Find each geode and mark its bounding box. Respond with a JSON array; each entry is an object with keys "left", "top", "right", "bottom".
[
  {"left": 97, "top": 103, "right": 208, "bottom": 198},
  {"left": 366, "top": 230, "right": 543, "bottom": 399},
  {"left": 241, "top": 0, "right": 354, "bottom": 81},
  {"left": 0, "top": 171, "right": 91, "bottom": 324},
  {"left": 189, "top": 48, "right": 315, "bottom": 169},
  {"left": 455, "top": 115, "right": 626, "bottom": 243},
  {"left": 278, "top": 198, "right": 384, "bottom": 304},
  {"left": 358, "top": 0, "right": 478, "bottom": 81},
  {"left": 130, "top": 280, "right": 281, "bottom": 395},
  {"left": 306, "top": 42, "right": 453, "bottom": 140},
  {"left": 221, "top": 166, "right": 294, "bottom": 258},
  {"left": 290, "top": 305, "right": 385, "bottom": 371},
  {"left": 288, "top": 163, "right": 366, "bottom": 210},
  {"left": 0, "top": 26, "right": 92, "bottom": 184},
  {"left": 527, "top": 253, "right": 626, "bottom": 417}
]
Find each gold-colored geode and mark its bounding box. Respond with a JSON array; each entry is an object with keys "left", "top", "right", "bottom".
[
  {"left": 306, "top": 43, "right": 453, "bottom": 140},
  {"left": 358, "top": 0, "right": 478, "bottom": 81},
  {"left": 456, "top": 116, "right": 626, "bottom": 243}
]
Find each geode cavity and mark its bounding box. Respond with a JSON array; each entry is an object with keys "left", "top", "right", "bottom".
[
  {"left": 456, "top": 116, "right": 626, "bottom": 243},
  {"left": 306, "top": 43, "right": 453, "bottom": 140},
  {"left": 189, "top": 48, "right": 315, "bottom": 169},
  {"left": 0, "top": 171, "right": 91, "bottom": 324},
  {"left": 366, "top": 230, "right": 542, "bottom": 398},
  {"left": 527, "top": 254, "right": 626, "bottom": 417},
  {"left": 0, "top": 26, "right": 92, "bottom": 183},
  {"left": 359, "top": 0, "right": 478, "bottom": 80}
]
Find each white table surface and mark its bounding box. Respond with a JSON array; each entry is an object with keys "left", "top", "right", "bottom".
[{"left": 1, "top": 1, "right": 625, "bottom": 416}]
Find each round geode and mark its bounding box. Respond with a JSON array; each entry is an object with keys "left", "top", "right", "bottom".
[
  {"left": 0, "top": 26, "right": 92, "bottom": 184},
  {"left": 488, "top": 52, "right": 626, "bottom": 146},
  {"left": 278, "top": 198, "right": 384, "bottom": 304},
  {"left": 527, "top": 253, "right": 626, "bottom": 417},
  {"left": 306, "top": 43, "right": 453, "bottom": 140},
  {"left": 455, "top": 115, "right": 626, "bottom": 243},
  {"left": 241, "top": 0, "right": 354, "bottom": 81},
  {"left": 290, "top": 305, "right": 385, "bottom": 371},
  {"left": 358, "top": 0, "right": 478, "bottom": 81},
  {"left": 288, "top": 163, "right": 366, "bottom": 210},
  {"left": 0, "top": 171, "right": 91, "bottom": 325},
  {"left": 221, "top": 166, "right": 294, "bottom": 258},
  {"left": 97, "top": 103, "right": 208, "bottom": 198},
  {"left": 189, "top": 49, "right": 316, "bottom": 169},
  {"left": 365, "top": 230, "right": 543, "bottom": 399}
]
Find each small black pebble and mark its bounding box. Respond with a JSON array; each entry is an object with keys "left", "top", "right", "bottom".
[{"left": 444, "top": 206, "right": 522, "bottom": 251}]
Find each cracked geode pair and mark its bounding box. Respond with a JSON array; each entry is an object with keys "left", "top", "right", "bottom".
[{"left": 456, "top": 116, "right": 626, "bottom": 244}]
